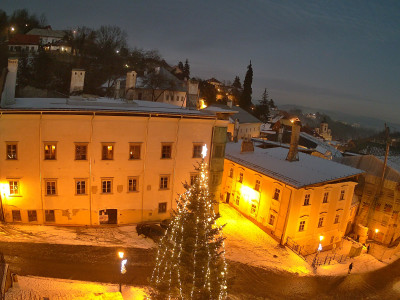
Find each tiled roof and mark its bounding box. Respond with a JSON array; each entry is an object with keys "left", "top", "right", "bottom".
[{"left": 8, "top": 34, "right": 40, "bottom": 45}]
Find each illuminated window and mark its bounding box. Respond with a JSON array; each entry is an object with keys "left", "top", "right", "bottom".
[
  {"left": 161, "top": 144, "right": 172, "bottom": 159},
  {"left": 129, "top": 144, "right": 141, "bottom": 160},
  {"left": 102, "top": 179, "right": 112, "bottom": 194},
  {"left": 12, "top": 210, "right": 21, "bottom": 222},
  {"left": 235, "top": 194, "right": 240, "bottom": 206},
  {"left": 128, "top": 177, "right": 138, "bottom": 192},
  {"left": 158, "top": 202, "right": 167, "bottom": 213},
  {"left": 299, "top": 220, "right": 306, "bottom": 232},
  {"left": 102, "top": 144, "right": 114, "bottom": 160},
  {"left": 160, "top": 175, "right": 169, "bottom": 190},
  {"left": 323, "top": 192, "right": 329, "bottom": 203},
  {"left": 76, "top": 180, "right": 86, "bottom": 195},
  {"left": 304, "top": 194, "right": 310, "bottom": 206},
  {"left": 44, "top": 143, "right": 57, "bottom": 160},
  {"left": 238, "top": 172, "right": 243, "bottom": 183},
  {"left": 75, "top": 144, "right": 87, "bottom": 160},
  {"left": 334, "top": 214, "right": 340, "bottom": 224},
  {"left": 229, "top": 168, "right": 233, "bottom": 178},
  {"left": 45, "top": 180, "right": 57, "bottom": 195},
  {"left": 318, "top": 217, "right": 324, "bottom": 228},
  {"left": 273, "top": 188, "right": 280, "bottom": 201},
  {"left": 340, "top": 190, "right": 345, "bottom": 200},
  {"left": 6, "top": 143, "right": 17, "bottom": 160},
  {"left": 45, "top": 210, "right": 55, "bottom": 222},
  {"left": 192, "top": 144, "right": 203, "bottom": 158},
  {"left": 269, "top": 214, "right": 275, "bottom": 226},
  {"left": 28, "top": 210, "right": 37, "bottom": 222},
  {"left": 9, "top": 181, "right": 19, "bottom": 195},
  {"left": 190, "top": 173, "right": 199, "bottom": 186},
  {"left": 250, "top": 203, "right": 257, "bottom": 215},
  {"left": 255, "top": 180, "right": 261, "bottom": 191}
]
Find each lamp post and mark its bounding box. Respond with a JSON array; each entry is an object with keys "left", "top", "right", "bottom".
[
  {"left": 374, "top": 229, "right": 379, "bottom": 240},
  {"left": 118, "top": 251, "right": 127, "bottom": 293}
]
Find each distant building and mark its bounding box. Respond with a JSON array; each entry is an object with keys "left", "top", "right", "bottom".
[
  {"left": 26, "top": 27, "right": 71, "bottom": 53},
  {"left": 8, "top": 34, "right": 40, "bottom": 53},
  {"left": 221, "top": 134, "right": 363, "bottom": 254},
  {"left": 315, "top": 121, "right": 332, "bottom": 141}
]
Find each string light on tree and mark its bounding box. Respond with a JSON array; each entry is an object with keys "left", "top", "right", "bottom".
[{"left": 151, "top": 144, "right": 228, "bottom": 299}]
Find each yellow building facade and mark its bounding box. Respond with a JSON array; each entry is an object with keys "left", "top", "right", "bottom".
[
  {"left": 0, "top": 98, "right": 227, "bottom": 226},
  {"left": 221, "top": 142, "right": 362, "bottom": 255}
]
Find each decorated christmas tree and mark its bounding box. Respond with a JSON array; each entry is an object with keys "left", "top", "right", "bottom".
[{"left": 151, "top": 145, "right": 228, "bottom": 299}]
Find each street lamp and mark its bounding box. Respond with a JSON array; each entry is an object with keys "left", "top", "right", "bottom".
[
  {"left": 10, "top": 27, "right": 15, "bottom": 32},
  {"left": 374, "top": 229, "right": 379, "bottom": 240},
  {"left": 117, "top": 251, "right": 127, "bottom": 293}
]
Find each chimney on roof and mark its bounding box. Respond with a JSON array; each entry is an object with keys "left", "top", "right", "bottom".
[
  {"left": 241, "top": 137, "right": 254, "bottom": 153},
  {"left": 70, "top": 69, "right": 85, "bottom": 96},
  {"left": 125, "top": 71, "right": 137, "bottom": 92},
  {"left": 286, "top": 121, "right": 301, "bottom": 162},
  {"left": 0, "top": 58, "right": 18, "bottom": 107}
]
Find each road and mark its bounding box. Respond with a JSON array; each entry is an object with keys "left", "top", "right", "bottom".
[{"left": 0, "top": 241, "right": 399, "bottom": 299}]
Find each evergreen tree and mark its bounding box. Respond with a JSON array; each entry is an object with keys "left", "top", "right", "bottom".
[
  {"left": 151, "top": 146, "right": 228, "bottom": 299},
  {"left": 178, "top": 61, "right": 184, "bottom": 71},
  {"left": 268, "top": 98, "right": 276, "bottom": 109},
  {"left": 183, "top": 58, "right": 190, "bottom": 79},
  {"left": 239, "top": 61, "right": 253, "bottom": 111},
  {"left": 231, "top": 76, "right": 242, "bottom": 105},
  {"left": 255, "top": 88, "right": 270, "bottom": 122}
]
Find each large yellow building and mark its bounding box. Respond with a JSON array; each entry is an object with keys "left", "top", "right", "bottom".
[{"left": 221, "top": 141, "right": 363, "bottom": 255}]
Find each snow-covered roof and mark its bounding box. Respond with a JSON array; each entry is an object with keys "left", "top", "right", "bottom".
[
  {"left": 26, "top": 28, "right": 65, "bottom": 38},
  {"left": 202, "top": 105, "right": 238, "bottom": 114},
  {"left": 260, "top": 123, "right": 274, "bottom": 133},
  {"left": 230, "top": 106, "right": 262, "bottom": 124},
  {"left": 300, "top": 132, "right": 343, "bottom": 158},
  {"left": 0, "top": 97, "right": 214, "bottom": 118},
  {"left": 225, "top": 142, "right": 363, "bottom": 189}
]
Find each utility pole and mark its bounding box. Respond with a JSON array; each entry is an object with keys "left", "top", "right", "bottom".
[{"left": 366, "top": 124, "right": 391, "bottom": 230}]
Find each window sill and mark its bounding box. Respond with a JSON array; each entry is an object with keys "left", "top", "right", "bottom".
[
  {"left": 160, "top": 158, "right": 172, "bottom": 160},
  {"left": 159, "top": 188, "right": 170, "bottom": 191},
  {"left": 45, "top": 194, "right": 58, "bottom": 197},
  {"left": 74, "top": 159, "right": 88, "bottom": 161},
  {"left": 101, "top": 193, "right": 113, "bottom": 195},
  {"left": 75, "top": 193, "right": 88, "bottom": 196},
  {"left": 101, "top": 159, "right": 114, "bottom": 161},
  {"left": 128, "top": 158, "right": 141, "bottom": 161},
  {"left": 127, "top": 191, "right": 139, "bottom": 193},
  {"left": 9, "top": 195, "right": 22, "bottom": 197}
]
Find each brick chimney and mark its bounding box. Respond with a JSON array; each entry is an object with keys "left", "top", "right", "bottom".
[
  {"left": 286, "top": 121, "right": 301, "bottom": 162},
  {"left": 241, "top": 137, "right": 254, "bottom": 153},
  {"left": 70, "top": 69, "right": 85, "bottom": 95},
  {"left": 0, "top": 58, "right": 18, "bottom": 107}
]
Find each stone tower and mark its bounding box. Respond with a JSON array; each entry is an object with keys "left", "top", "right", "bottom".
[
  {"left": 70, "top": 69, "right": 85, "bottom": 95},
  {"left": 125, "top": 71, "right": 137, "bottom": 92},
  {"left": 0, "top": 58, "right": 18, "bottom": 107}
]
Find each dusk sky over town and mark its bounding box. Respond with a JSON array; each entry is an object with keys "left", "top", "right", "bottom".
[{"left": 3, "top": 0, "right": 400, "bottom": 124}]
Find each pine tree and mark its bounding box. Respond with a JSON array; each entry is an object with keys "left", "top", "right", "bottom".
[
  {"left": 183, "top": 58, "right": 190, "bottom": 79},
  {"left": 239, "top": 61, "right": 253, "bottom": 111},
  {"left": 231, "top": 76, "right": 242, "bottom": 105},
  {"left": 255, "top": 88, "right": 270, "bottom": 122},
  {"left": 151, "top": 146, "right": 228, "bottom": 299},
  {"left": 178, "top": 61, "right": 184, "bottom": 71}
]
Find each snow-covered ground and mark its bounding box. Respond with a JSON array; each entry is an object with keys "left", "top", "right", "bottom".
[
  {"left": 0, "top": 203, "right": 396, "bottom": 277},
  {"left": 5, "top": 275, "right": 150, "bottom": 300}
]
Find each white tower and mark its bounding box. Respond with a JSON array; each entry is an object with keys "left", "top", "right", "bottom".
[
  {"left": 70, "top": 69, "right": 85, "bottom": 95},
  {"left": 125, "top": 71, "right": 137, "bottom": 92}
]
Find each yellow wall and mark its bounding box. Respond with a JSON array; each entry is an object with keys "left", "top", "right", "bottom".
[{"left": 0, "top": 113, "right": 226, "bottom": 225}]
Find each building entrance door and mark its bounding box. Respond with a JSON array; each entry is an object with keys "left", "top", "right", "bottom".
[{"left": 99, "top": 209, "right": 118, "bottom": 224}]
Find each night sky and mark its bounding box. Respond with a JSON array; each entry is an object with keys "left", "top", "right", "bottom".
[{"left": 3, "top": 1, "right": 400, "bottom": 125}]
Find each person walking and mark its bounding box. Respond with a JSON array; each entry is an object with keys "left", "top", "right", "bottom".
[{"left": 348, "top": 262, "right": 353, "bottom": 274}]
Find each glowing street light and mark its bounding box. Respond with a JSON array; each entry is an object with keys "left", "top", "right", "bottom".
[
  {"left": 10, "top": 27, "right": 15, "bottom": 32},
  {"left": 375, "top": 229, "right": 379, "bottom": 234},
  {"left": 118, "top": 251, "right": 124, "bottom": 259},
  {"left": 117, "top": 251, "right": 127, "bottom": 292}
]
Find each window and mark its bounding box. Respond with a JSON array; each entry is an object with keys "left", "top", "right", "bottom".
[
  {"left": 161, "top": 144, "right": 172, "bottom": 159},
  {"left": 190, "top": 173, "right": 199, "bottom": 186},
  {"left": 213, "top": 144, "right": 225, "bottom": 158},
  {"left": 45, "top": 210, "right": 55, "bottom": 222},
  {"left": 12, "top": 210, "right": 21, "bottom": 222},
  {"left": 318, "top": 217, "right": 324, "bottom": 228},
  {"left": 384, "top": 203, "right": 393, "bottom": 213},
  {"left": 323, "top": 192, "right": 329, "bottom": 203},
  {"left": 44, "top": 143, "right": 56, "bottom": 160},
  {"left": 128, "top": 177, "right": 138, "bottom": 192},
  {"left": 158, "top": 202, "right": 167, "bottom": 214},
  {"left": 75, "top": 144, "right": 87, "bottom": 160},
  {"left": 235, "top": 194, "right": 240, "bottom": 206},
  {"left": 9, "top": 181, "right": 19, "bottom": 195},
  {"left": 76, "top": 180, "right": 86, "bottom": 195},
  {"left": 273, "top": 188, "right": 280, "bottom": 201},
  {"left": 211, "top": 173, "right": 219, "bottom": 185},
  {"left": 45, "top": 180, "right": 57, "bottom": 195},
  {"left": 160, "top": 175, "right": 169, "bottom": 190},
  {"left": 269, "top": 214, "right": 275, "bottom": 226},
  {"left": 238, "top": 172, "right": 243, "bottom": 183},
  {"left": 299, "top": 220, "right": 306, "bottom": 232},
  {"left": 250, "top": 203, "right": 257, "bottom": 215},
  {"left": 102, "top": 179, "right": 112, "bottom": 194},
  {"left": 229, "top": 168, "right": 234, "bottom": 178},
  {"left": 304, "top": 194, "right": 310, "bottom": 206},
  {"left": 6, "top": 143, "right": 17, "bottom": 160},
  {"left": 192, "top": 144, "right": 203, "bottom": 158},
  {"left": 340, "top": 190, "right": 345, "bottom": 200},
  {"left": 334, "top": 214, "right": 340, "bottom": 224},
  {"left": 102, "top": 144, "right": 114, "bottom": 160},
  {"left": 129, "top": 144, "right": 141, "bottom": 160},
  {"left": 255, "top": 180, "right": 261, "bottom": 192},
  {"left": 28, "top": 210, "right": 37, "bottom": 222}
]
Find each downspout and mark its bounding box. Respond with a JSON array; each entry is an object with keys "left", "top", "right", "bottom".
[
  {"left": 141, "top": 114, "right": 151, "bottom": 222},
  {"left": 39, "top": 112, "right": 45, "bottom": 223},
  {"left": 279, "top": 184, "right": 293, "bottom": 246},
  {"left": 170, "top": 116, "right": 182, "bottom": 212},
  {"left": 89, "top": 112, "right": 95, "bottom": 225}
]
